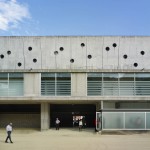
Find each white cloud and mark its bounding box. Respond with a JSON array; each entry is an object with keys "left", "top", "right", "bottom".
[{"left": 0, "top": 0, "right": 30, "bottom": 31}]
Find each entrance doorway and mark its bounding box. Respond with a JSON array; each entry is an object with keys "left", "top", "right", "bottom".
[{"left": 50, "top": 104, "right": 96, "bottom": 128}]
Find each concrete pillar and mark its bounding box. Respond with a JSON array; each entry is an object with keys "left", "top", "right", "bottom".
[
  {"left": 101, "top": 101, "right": 103, "bottom": 110},
  {"left": 41, "top": 103, "right": 50, "bottom": 131},
  {"left": 24, "top": 73, "right": 41, "bottom": 96},
  {"left": 96, "top": 102, "right": 101, "bottom": 111},
  {"left": 71, "top": 73, "right": 87, "bottom": 96}
]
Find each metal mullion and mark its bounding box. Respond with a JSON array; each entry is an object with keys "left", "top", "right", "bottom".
[
  {"left": 55, "top": 73, "right": 57, "bottom": 96},
  {"left": 134, "top": 73, "right": 136, "bottom": 95},
  {"left": 118, "top": 73, "right": 120, "bottom": 96},
  {"left": 8, "top": 73, "right": 9, "bottom": 96},
  {"left": 102, "top": 73, "right": 104, "bottom": 96}
]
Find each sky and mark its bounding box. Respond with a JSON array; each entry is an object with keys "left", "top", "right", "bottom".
[{"left": 0, "top": 0, "right": 150, "bottom": 36}]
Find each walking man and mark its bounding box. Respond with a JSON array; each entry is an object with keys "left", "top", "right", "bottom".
[
  {"left": 5, "top": 123, "right": 13, "bottom": 143},
  {"left": 55, "top": 118, "right": 60, "bottom": 130}
]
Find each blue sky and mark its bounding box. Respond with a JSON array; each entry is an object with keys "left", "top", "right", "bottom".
[{"left": 0, "top": 0, "right": 150, "bottom": 36}]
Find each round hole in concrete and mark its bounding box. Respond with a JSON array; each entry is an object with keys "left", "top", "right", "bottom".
[
  {"left": 70, "top": 59, "right": 74, "bottom": 63},
  {"left": 18, "top": 62, "right": 22, "bottom": 67},
  {"left": 141, "top": 51, "right": 145, "bottom": 55},
  {"left": 123, "top": 54, "right": 128, "bottom": 59},
  {"left": 7, "top": 50, "right": 11, "bottom": 55},
  {"left": 33, "top": 58, "right": 37, "bottom": 63},
  {"left": 81, "top": 43, "right": 85, "bottom": 47},
  {"left": 113, "top": 43, "right": 117, "bottom": 47},
  {"left": 88, "top": 55, "right": 92, "bottom": 59},
  {"left": 134, "top": 63, "right": 138, "bottom": 67},
  {"left": 0, "top": 54, "right": 4, "bottom": 59},
  {"left": 54, "top": 51, "right": 58, "bottom": 55},
  {"left": 106, "top": 47, "right": 110, "bottom": 51},
  {"left": 28, "top": 47, "right": 32, "bottom": 51},
  {"left": 60, "top": 47, "right": 64, "bottom": 51}
]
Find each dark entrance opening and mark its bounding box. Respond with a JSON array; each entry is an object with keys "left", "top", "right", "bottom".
[
  {"left": 0, "top": 104, "right": 40, "bottom": 128},
  {"left": 50, "top": 104, "right": 96, "bottom": 128}
]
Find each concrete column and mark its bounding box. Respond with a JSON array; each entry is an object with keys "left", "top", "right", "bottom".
[
  {"left": 41, "top": 103, "right": 50, "bottom": 131},
  {"left": 96, "top": 102, "right": 101, "bottom": 111},
  {"left": 24, "top": 73, "right": 41, "bottom": 96},
  {"left": 71, "top": 73, "right": 87, "bottom": 96},
  {"left": 101, "top": 101, "right": 103, "bottom": 110}
]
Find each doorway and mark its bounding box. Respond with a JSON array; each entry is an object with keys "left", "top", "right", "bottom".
[{"left": 50, "top": 104, "right": 96, "bottom": 128}]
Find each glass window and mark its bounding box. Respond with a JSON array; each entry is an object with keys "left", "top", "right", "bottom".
[
  {"left": 56, "top": 73, "right": 71, "bottom": 96},
  {"left": 119, "top": 73, "right": 134, "bottom": 96},
  {"left": 41, "top": 73, "right": 55, "bottom": 96},
  {"left": 87, "top": 73, "right": 150, "bottom": 96},
  {"left": 87, "top": 73, "right": 102, "bottom": 96},
  {"left": 135, "top": 73, "right": 150, "bottom": 95},
  {"left": 103, "top": 73, "right": 119, "bottom": 96},
  {"left": 102, "top": 112, "right": 124, "bottom": 129},
  {"left": 41, "top": 73, "right": 71, "bottom": 96},
  {"left": 9, "top": 73, "right": 23, "bottom": 96},
  {"left": 0, "top": 73, "right": 23, "bottom": 96}
]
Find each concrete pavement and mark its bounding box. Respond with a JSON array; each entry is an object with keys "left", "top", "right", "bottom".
[{"left": 0, "top": 128, "right": 150, "bottom": 150}]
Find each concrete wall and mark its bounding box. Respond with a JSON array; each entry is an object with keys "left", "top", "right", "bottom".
[
  {"left": 103, "top": 102, "right": 116, "bottom": 109},
  {"left": 0, "top": 36, "right": 150, "bottom": 71},
  {"left": 24, "top": 73, "right": 41, "bottom": 96},
  {"left": 71, "top": 73, "right": 87, "bottom": 96}
]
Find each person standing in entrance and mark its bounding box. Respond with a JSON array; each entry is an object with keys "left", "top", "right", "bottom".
[
  {"left": 55, "top": 118, "right": 60, "bottom": 130},
  {"left": 5, "top": 123, "right": 13, "bottom": 143},
  {"left": 79, "top": 119, "right": 83, "bottom": 131}
]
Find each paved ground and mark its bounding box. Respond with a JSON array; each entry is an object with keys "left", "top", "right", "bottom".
[{"left": 1, "top": 128, "right": 150, "bottom": 150}]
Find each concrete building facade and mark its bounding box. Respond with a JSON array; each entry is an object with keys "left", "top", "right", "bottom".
[{"left": 0, "top": 36, "right": 150, "bottom": 131}]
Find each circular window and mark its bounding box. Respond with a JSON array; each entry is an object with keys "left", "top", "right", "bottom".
[
  {"left": 33, "top": 58, "right": 37, "bottom": 63},
  {"left": 134, "top": 63, "right": 138, "bottom": 67},
  {"left": 18, "top": 62, "right": 22, "bottom": 67},
  {"left": 0, "top": 54, "right": 4, "bottom": 59},
  {"left": 28, "top": 47, "right": 32, "bottom": 51},
  {"left": 123, "top": 54, "right": 128, "bottom": 59},
  {"left": 105, "top": 47, "right": 110, "bottom": 51},
  {"left": 81, "top": 43, "right": 85, "bottom": 47},
  {"left": 7, "top": 50, "right": 11, "bottom": 55},
  {"left": 140, "top": 51, "right": 145, "bottom": 55},
  {"left": 54, "top": 51, "right": 58, "bottom": 55},
  {"left": 59, "top": 47, "right": 64, "bottom": 51},
  {"left": 88, "top": 55, "right": 92, "bottom": 59},
  {"left": 70, "top": 59, "right": 74, "bottom": 63},
  {"left": 112, "top": 43, "right": 117, "bottom": 47}
]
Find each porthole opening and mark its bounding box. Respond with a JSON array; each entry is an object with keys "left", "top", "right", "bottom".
[
  {"left": 134, "top": 63, "right": 138, "bottom": 67},
  {"left": 141, "top": 51, "right": 145, "bottom": 55},
  {"left": 33, "top": 58, "right": 37, "bottom": 63},
  {"left": 123, "top": 54, "right": 128, "bottom": 59},
  {"left": 88, "top": 55, "right": 92, "bottom": 59},
  {"left": 81, "top": 43, "right": 85, "bottom": 47},
  {"left": 113, "top": 43, "right": 117, "bottom": 47},
  {"left": 28, "top": 47, "right": 32, "bottom": 51},
  {"left": 7, "top": 50, "right": 11, "bottom": 55},
  {"left": 70, "top": 59, "right": 74, "bottom": 63},
  {"left": 18, "top": 62, "right": 22, "bottom": 67},
  {"left": 54, "top": 51, "right": 58, "bottom": 55},
  {"left": 105, "top": 47, "right": 110, "bottom": 51},
  {"left": 0, "top": 54, "right": 4, "bottom": 59},
  {"left": 59, "top": 47, "right": 64, "bottom": 51}
]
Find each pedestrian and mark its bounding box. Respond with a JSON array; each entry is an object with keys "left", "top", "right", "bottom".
[
  {"left": 79, "top": 119, "right": 83, "bottom": 131},
  {"left": 5, "top": 123, "right": 13, "bottom": 143},
  {"left": 55, "top": 118, "right": 60, "bottom": 130}
]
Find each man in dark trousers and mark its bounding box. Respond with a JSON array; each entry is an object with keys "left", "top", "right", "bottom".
[
  {"left": 55, "top": 118, "right": 60, "bottom": 130},
  {"left": 5, "top": 123, "right": 13, "bottom": 143}
]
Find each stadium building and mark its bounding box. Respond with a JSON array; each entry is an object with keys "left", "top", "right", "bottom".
[{"left": 0, "top": 36, "right": 150, "bottom": 131}]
